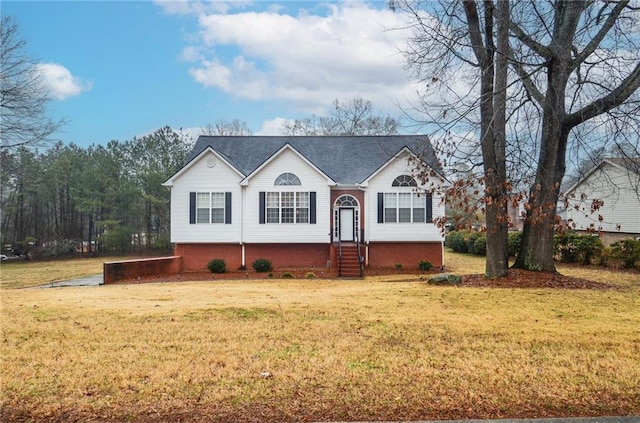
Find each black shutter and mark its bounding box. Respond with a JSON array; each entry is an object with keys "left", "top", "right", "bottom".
[
  {"left": 225, "top": 192, "right": 232, "bottom": 224},
  {"left": 309, "top": 192, "right": 316, "bottom": 224},
  {"left": 189, "top": 192, "right": 196, "bottom": 224},
  {"left": 426, "top": 193, "right": 433, "bottom": 223},
  {"left": 259, "top": 192, "right": 265, "bottom": 224},
  {"left": 377, "top": 193, "right": 384, "bottom": 223}
]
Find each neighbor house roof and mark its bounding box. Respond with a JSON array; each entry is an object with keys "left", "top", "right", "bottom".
[
  {"left": 606, "top": 157, "right": 640, "bottom": 175},
  {"left": 183, "top": 135, "right": 442, "bottom": 185}
]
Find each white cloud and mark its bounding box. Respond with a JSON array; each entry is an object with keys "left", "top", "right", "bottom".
[
  {"left": 176, "top": 1, "right": 419, "bottom": 116},
  {"left": 36, "top": 63, "right": 91, "bottom": 100},
  {"left": 258, "top": 117, "right": 290, "bottom": 135}
]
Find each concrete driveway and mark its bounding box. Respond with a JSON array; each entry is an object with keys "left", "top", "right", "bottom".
[{"left": 39, "top": 274, "right": 103, "bottom": 288}]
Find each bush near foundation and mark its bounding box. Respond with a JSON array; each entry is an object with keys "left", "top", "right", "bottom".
[
  {"left": 418, "top": 260, "right": 433, "bottom": 271},
  {"left": 207, "top": 258, "right": 227, "bottom": 273},
  {"left": 252, "top": 258, "right": 273, "bottom": 273}
]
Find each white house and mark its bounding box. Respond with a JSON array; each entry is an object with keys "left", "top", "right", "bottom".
[
  {"left": 562, "top": 157, "right": 640, "bottom": 245},
  {"left": 163, "top": 135, "right": 447, "bottom": 276}
]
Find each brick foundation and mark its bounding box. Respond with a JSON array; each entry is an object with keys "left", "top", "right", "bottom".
[
  {"left": 175, "top": 244, "right": 243, "bottom": 271},
  {"left": 367, "top": 242, "right": 443, "bottom": 269},
  {"left": 174, "top": 242, "right": 443, "bottom": 273},
  {"left": 245, "top": 244, "right": 330, "bottom": 268}
]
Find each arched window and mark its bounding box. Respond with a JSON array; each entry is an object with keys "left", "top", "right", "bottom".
[
  {"left": 275, "top": 172, "right": 301, "bottom": 186},
  {"left": 392, "top": 175, "right": 417, "bottom": 187},
  {"left": 335, "top": 195, "right": 359, "bottom": 208}
]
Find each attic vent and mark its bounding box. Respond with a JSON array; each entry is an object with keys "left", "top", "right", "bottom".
[{"left": 206, "top": 157, "right": 217, "bottom": 168}]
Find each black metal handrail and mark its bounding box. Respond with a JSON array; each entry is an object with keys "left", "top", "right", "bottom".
[
  {"left": 337, "top": 237, "right": 343, "bottom": 276},
  {"left": 356, "top": 229, "right": 364, "bottom": 277}
]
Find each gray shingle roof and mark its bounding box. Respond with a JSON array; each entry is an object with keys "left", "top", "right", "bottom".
[
  {"left": 606, "top": 157, "right": 640, "bottom": 175},
  {"left": 186, "top": 135, "right": 441, "bottom": 185}
]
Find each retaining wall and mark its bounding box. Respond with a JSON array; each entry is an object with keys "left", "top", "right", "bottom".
[{"left": 103, "top": 256, "right": 183, "bottom": 284}]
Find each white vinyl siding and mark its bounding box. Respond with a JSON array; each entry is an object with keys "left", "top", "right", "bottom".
[{"left": 565, "top": 162, "right": 640, "bottom": 234}]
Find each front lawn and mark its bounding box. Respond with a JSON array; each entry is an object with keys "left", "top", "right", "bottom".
[{"left": 1, "top": 252, "right": 638, "bottom": 421}]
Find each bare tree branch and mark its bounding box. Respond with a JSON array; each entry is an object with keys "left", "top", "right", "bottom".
[{"left": 0, "top": 16, "right": 64, "bottom": 150}]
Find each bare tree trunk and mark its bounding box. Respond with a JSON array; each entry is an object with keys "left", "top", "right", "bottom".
[
  {"left": 464, "top": 0, "right": 510, "bottom": 278},
  {"left": 514, "top": 0, "right": 582, "bottom": 272}
]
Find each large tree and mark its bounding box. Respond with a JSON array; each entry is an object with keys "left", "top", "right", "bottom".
[
  {"left": 509, "top": 0, "right": 640, "bottom": 271},
  {"left": 0, "top": 16, "right": 63, "bottom": 149},
  {"left": 396, "top": 0, "right": 640, "bottom": 274},
  {"left": 282, "top": 97, "right": 399, "bottom": 136}
]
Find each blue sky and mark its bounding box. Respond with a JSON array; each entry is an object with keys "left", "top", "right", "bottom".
[{"left": 3, "top": 0, "right": 422, "bottom": 147}]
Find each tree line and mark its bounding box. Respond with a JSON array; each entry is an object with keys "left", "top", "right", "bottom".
[{"left": 0, "top": 127, "right": 192, "bottom": 257}]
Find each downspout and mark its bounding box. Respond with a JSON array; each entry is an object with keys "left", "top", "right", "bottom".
[{"left": 241, "top": 185, "right": 246, "bottom": 268}]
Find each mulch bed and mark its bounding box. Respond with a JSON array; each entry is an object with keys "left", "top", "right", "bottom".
[
  {"left": 461, "top": 268, "right": 615, "bottom": 290},
  {"left": 118, "top": 266, "right": 615, "bottom": 290}
]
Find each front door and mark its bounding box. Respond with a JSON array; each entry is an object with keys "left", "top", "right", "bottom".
[{"left": 339, "top": 208, "right": 355, "bottom": 242}]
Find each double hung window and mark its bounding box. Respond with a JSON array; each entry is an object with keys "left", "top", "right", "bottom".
[
  {"left": 189, "top": 192, "right": 231, "bottom": 224},
  {"left": 264, "top": 192, "right": 309, "bottom": 224},
  {"left": 382, "top": 192, "right": 428, "bottom": 223}
]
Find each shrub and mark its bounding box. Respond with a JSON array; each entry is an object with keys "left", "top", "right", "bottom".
[
  {"left": 305, "top": 272, "right": 316, "bottom": 279},
  {"left": 252, "top": 258, "right": 273, "bottom": 272},
  {"left": 610, "top": 239, "right": 640, "bottom": 268},
  {"left": 418, "top": 260, "right": 433, "bottom": 271},
  {"left": 395, "top": 263, "right": 403, "bottom": 270},
  {"left": 554, "top": 232, "right": 603, "bottom": 265},
  {"left": 446, "top": 229, "right": 477, "bottom": 253},
  {"left": 471, "top": 234, "right": 487, "bottom": 256},
  {"left": 281, "top": 271, "right": 294, "bottom": 279},
  {"left": 598, "top": 247, "right": 613, "bottom": 267},
  {"left": 508, "top": 231, "right": 522, "bottom": 257},
  {"left": 207, "top": 258, "right": 227, "bottom": 273},
  {"left": 445, "top": 230, "right": 465, "bottom": 252}
]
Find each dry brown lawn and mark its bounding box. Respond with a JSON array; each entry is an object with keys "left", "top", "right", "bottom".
[{"left": 1, "top": 252, "right": 639, "bottom": 422}]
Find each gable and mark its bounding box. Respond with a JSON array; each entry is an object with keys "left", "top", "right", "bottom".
[
  {"left": 364, "top": 149, "right": 446, "bottom": 190},
  {"left": 163, "top": 147, "right": 243, "bottom": 187},
  {"left": 567, "top": 161, "right": 638, "bottom": 199},
  {"left": 240, "top": 144, "right": 336, "bottom": 187}
]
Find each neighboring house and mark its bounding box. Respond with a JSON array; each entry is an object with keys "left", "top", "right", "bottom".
[
  {"left": 163, "top": 135, "right": 447, "bottom": 276},
  {"left": 562, "top": 157, "right": 640, "bottom": 245}
]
